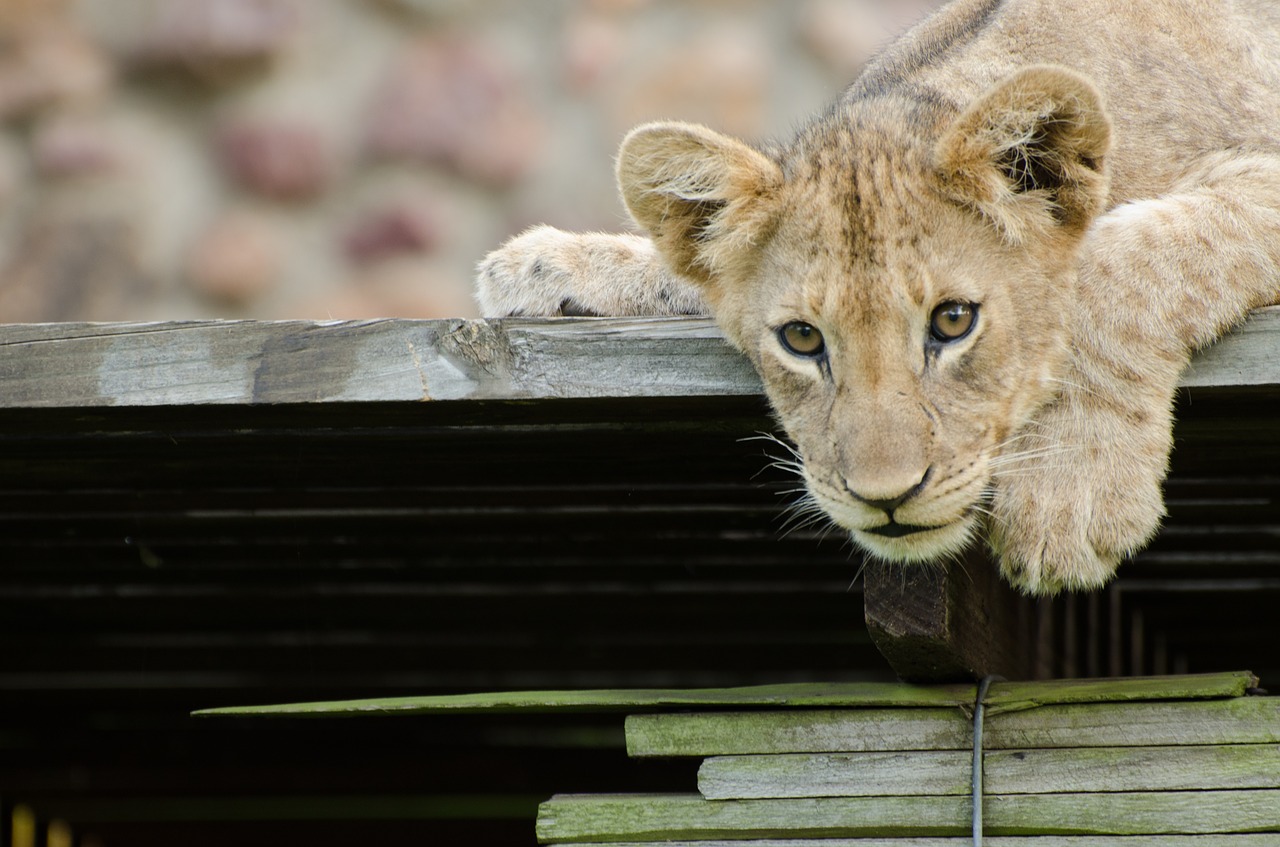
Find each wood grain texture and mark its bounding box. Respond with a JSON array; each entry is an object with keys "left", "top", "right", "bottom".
[
  {"left": 626, "top": 696, "right": 1280, "bottom": 757},
  {"left": 0, "top": 318, "right": 757, "bottom": 407},
  {"left": 863, "top": 547, "right": 1033, "bottom": 682},
  {"left": 698, "top": 744, "right": 1280, "bottom": 799},
  {"left": 0, "top": 306, "right": 1276, "bottom": 408}
]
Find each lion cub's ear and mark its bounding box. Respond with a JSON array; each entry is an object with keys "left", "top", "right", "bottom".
[
  {"left": 936, "top": 66, "right": 1111, "bottom": 244},
  {"left": 618, "top": 122, "right": 783, "bottom": 291}
]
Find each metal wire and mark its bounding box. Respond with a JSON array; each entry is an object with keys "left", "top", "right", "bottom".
[{"left": 971, "top": 674, "right": 1004, "bottom": 846}]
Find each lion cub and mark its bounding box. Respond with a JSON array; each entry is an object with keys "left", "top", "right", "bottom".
[{"left": 477, "top": 0, "right": 1280, "bottom": 595}]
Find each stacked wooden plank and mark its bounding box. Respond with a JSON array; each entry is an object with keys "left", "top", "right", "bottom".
[
  {"left": 542, "top": 698, "right": 1280, "bottom": 842},
  {"left": 200, "top": 671, "right": 1280, "bottom": 843},
  {"left": 537, "top": 675, "right": 1280, "bottom": 844}
]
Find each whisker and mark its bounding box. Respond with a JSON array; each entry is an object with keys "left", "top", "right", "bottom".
[
  {"left": 1044, "top": 376, "right": 1099, "bottom": 397},
  {"left": 990, "top": 465, "right": 1071, "bottom": 479},
  {"left": 987, "top": 449, "right": 1079, "bottom": 469},
  {"left": 740, "top": 431, "right": 803, "bottom": 458}
]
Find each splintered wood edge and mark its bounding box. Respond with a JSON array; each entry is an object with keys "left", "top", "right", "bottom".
[
  {"left": 1, "top": 307, "right": 1277, "bottom": 408},
  {"left": 192, "top": 681, "right": 974, "bottom": 718}
]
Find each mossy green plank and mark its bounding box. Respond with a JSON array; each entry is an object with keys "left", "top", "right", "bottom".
[
  {"left": 699, "top": 750, "right": 972, "bottom": 799},
  {"left": 979, "top": 670, "right": 1258, "bottom": 716},
  {"left": 987, "top": 695, "right": 1280, "bottom": 750},
  {"left": 192, "top": 681, "right": 973, "bottom": 718},
  {"left": 627, "top": 708, "right": 969, "bottom": 758},
  {"left": 986, "top": 743, "right": 1280, "bottom": 794},
  {"left": 536, "top": 789, "right": 1280, "bottom": 843},
  {"left": 555, "top": 839, "right": 1280, "bottom": 847},
  {"left": 698, "top": 744, "right": 1280, "bottom": 800},
  {"left": 983, "top": 790, "right": 1280, "bottom": 835},
  {"left": 191, "top": 671, "right": 1254, "bottom": 718},
  {"left": 536, "top": 793, "right": 972, "bottom": 843},
  {"left": 627, "top": 697, "right": 1280, "bottom": 757}
]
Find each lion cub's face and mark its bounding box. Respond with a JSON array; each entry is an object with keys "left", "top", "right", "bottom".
[
  {"left": 619, "top": 68, "right": 1111, "bottom": 564},
  {"left": 746, "top": 149, "right": 1074, "bottom": 562}
]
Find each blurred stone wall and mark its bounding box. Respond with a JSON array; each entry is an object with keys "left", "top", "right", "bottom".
[{"left": 0, "top": 0, "right": 940, "bottom": 323}]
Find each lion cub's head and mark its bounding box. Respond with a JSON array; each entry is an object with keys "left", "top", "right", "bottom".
[{"left": 618, "top": 66, "right": 1111, "bottom": 563}]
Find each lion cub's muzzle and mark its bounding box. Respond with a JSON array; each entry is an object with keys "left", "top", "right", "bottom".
[
  {"left": 805, "top": 462, "right": 983, "bottom": 563},
  {"left": 846, "top": 465, "right": 932, "bottom": 535}
]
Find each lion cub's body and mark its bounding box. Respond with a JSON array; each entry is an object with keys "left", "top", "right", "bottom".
[{"left": 478, "top": 0, "right": 1280, "bottom": 594}]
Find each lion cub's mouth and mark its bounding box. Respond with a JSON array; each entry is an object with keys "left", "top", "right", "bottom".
[
  {"left": 865, "top": 521, "right": 944, "bottom": 539},
  {"left": 846, "top": 509, "right": 979, "bottom": 564}
]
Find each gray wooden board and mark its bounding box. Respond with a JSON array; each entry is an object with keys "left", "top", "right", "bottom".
[
  {"left": 535, "top": 789, "right": 1280, "bottom": 842},
  {"left": 0, "top": 318, "right": 757, "bottom": 407},
  {"left": 1, "top": 307, "right": 1277, "bottom": 408},
  {"left": 625, "top": 696, "right": 1280, "bottom": 757},
  {"left": 697, "top": 744, "right": 1280, "bottom": 799},
  {"left": 1182, "top": 305, "right": 1280, "bottom": 387}
]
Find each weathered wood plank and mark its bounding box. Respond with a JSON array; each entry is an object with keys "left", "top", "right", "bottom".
[
  {"left": 700, "top": 751, "right": 972, "bottom": 799},
  {"left": 985, "top": 743, "right": 1280, "bottom": 795},
  {"left": 976, "top": 670, "right": 1258, "bottom": 715},
  {"left": 535, "top": 789, "right": 1280, "bottom": 842},
  {"left": 193, "top": 681, "right": 972, "bottom": 718},
  {"left": 698, "top": 744, "right": 1280, "bottom": 799},
  {"left": 1182, "top": 305, "right": 1280, "bottom": 387},
  {"left": 192, "top": 672, "right": 1257, "bottom": 719},
  {"left": 627, "top": 708, "right": 971, "bottom": 757},
  {"left": 553, "top": 839, "right": 1280, "bottom": 847},
  {"left": 0, "top": 317, "right": 759, "bottom": 407},
  {"left": 0, "top": 306, "right": 1276, "bottom": 408},
  {"left": 626, "top": 696, "right": 1280, "bottom": 757}
]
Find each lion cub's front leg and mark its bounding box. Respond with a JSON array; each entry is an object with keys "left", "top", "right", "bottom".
[
  {"left": 990, "top": 153, "right": 1280, "bottom": 594},
  {"left": 988, "top": 357, "right": 1175, "bottom": 595},
  {"left": 476, "top": 225, "right": 706, "bottom": 317}
]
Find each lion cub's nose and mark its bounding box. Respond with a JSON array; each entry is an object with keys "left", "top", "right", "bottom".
[{"left": 845, "top": 467, "right": 932, "bottom": 515}]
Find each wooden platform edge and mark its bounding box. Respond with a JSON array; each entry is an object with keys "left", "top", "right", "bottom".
[
  {"left": 1, "top": 306, "right": 1277, "bottom": 408},
  {"left": 0, "top": 316, "right": 759, "bottom": 408}
]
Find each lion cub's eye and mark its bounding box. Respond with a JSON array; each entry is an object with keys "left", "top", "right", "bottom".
[
  {"left": 929, "top": 302, "right": 978, "bottom": 342},
  {"left": 779, "top": 321, "right": 825, "bottom": 357}
]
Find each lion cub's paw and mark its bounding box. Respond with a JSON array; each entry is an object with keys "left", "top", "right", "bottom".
[
  {"left": 475, "top": 226, "right": 598, "bottom": 317},
  {"left": 475, "top": 225, "right": 704, "bottom": 318},
  {"left": 987, "top": 445, "right": 1165, "bottom": 596}
]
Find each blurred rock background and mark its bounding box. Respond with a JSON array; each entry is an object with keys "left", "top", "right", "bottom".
[{"left": 0, "top": 0, "right": 940, "bottom": 322}]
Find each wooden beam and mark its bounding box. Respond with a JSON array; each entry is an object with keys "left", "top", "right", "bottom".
[
  {"left": 0, "top": 306, "right": 1276, "bottom": 408},
  {"left": 862, "top": 549, "right": 1035, "bottom": 682},
  {"left": 0, "top": 317, "right": 759, "bottom": 407}
]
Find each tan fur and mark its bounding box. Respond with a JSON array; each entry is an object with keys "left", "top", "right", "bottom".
[{"left": 476, "top": 0, "right": 1280, "bottom": 595}]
